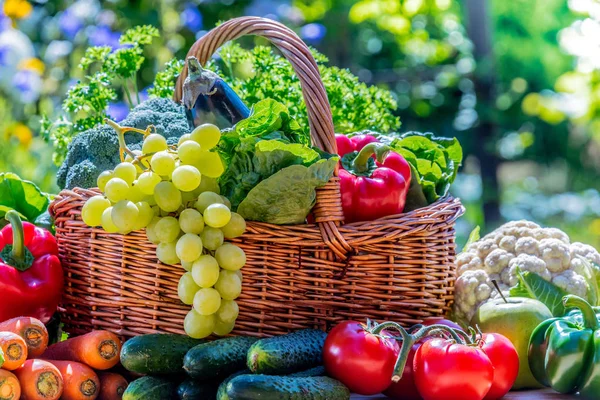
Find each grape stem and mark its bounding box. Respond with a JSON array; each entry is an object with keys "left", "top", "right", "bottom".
[{"left": 105, "top": 118, "right": 153, "bottom": 170}]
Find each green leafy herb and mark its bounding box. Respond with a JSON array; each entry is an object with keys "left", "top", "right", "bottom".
[
  {"left": 149, "top": 58, "right": 185, "bottom": 99},
  {"left": 237, "top": 158, "right": 338, "bottom": 224},
  {"left": 0, "top": 173, "right": 50, "bottom": 223},
  {"left": 42, "top": 25, "right": 160, "bottom": 165},
  {"left": 206, "top": 43, "right": 400, "bottom": 135},
  {"left": 509, "top": 267, "right": 568, "bottom": 316},
  {"left": 464, "top": 226, "right": 481, "bottom": 251}
]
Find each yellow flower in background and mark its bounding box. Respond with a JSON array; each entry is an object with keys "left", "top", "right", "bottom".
[
  {"left": 3, "top": 0, "right": 33, "bottom": 20},
  {"left": 18, "top": 58, "right": 45, "bottom": 74},
  {"left": 8, "top": 123, "right": 33, "bottom": 147}
]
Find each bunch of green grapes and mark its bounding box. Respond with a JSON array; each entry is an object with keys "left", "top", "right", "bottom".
[{"left": 81, "top": 124, "right": 247, "bottom": 338}]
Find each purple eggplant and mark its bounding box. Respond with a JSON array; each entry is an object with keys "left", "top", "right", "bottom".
[{"left": 182, "top": 56, "right": 250, "bottom": 129}]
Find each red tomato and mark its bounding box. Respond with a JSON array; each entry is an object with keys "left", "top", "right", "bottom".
[
  {"left": 480, "top": 333, "right": 519, "bottom": 400},
  {"left": 323, "top": 321, "right": 400, "bottom": 395},
  {"left": 413, "top": 338, "right": 494, "bottom": 400},
  {"left": 382, "top": 343, "right": 422, "bottom": 400}
]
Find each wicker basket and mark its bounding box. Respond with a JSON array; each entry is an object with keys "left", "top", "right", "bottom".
[{"left": 49, "top": 16, "right": 464, "bottom": 340}]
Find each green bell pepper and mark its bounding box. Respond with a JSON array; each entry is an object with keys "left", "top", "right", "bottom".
[{"left": 528, "top": 295, "right": 600, "bottom": 399}]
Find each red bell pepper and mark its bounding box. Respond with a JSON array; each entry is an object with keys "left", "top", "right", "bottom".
[
  {"left": 0, "top": 210, "right": 63, "bottom": 324},
  {"left": 336, "top": 134, "right": 411, "bottom": 223}
]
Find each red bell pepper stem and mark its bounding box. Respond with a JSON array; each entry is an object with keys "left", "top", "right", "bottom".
[
  {"left": 0, "top": 211, "right": 34, "bottom": 272},
  {"left": 370, "top": 321, "right": 470, "bottom": 382},
  {"left": 563, "top": 295, "right": 599, "bottom": 329},
  {"left": 352, "top": 142, "right": 392, "bottom": 174}
]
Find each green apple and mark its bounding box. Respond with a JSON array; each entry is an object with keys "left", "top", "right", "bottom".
[{"left": 471, "top": 297, "right": 553, "bottom": 390}]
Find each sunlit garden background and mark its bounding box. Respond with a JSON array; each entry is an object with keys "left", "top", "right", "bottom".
[{"left": 1, "top": 0, "right": 600, "bottom": 246}]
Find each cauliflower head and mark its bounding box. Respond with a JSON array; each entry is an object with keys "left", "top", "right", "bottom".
[{"left": 454, "top": 220, "right": 600, "bottom": 324}]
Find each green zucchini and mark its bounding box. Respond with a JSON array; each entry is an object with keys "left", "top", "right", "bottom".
[
  {"left": 177, "top": 378, "right": 218, "bottom": 400},
  {"left": 123, "top": 376, "right": 177, "bottom": 400},
  {"left": 225, "top": 375, "right": 350, "bottom": 400},
  {"left": 247, "top": 329, "right": 327, "bottom": 374},
  {"left": 120, "top": 333, "right": 205, "bottom": 375},
  {"left": 184, "top": 336, "right": 258, "bottom": 380}
]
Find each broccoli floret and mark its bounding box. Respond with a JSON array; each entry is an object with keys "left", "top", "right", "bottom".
[{"left": 58, "top": 98, "right": 189, "bottom": 189}]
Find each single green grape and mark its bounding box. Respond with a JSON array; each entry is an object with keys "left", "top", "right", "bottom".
[
  {"left": 181, "top": 260, "right": 194, "bottom": 272},
  {"left": 81, "top": 195, "right": 111, "bottom": 227},
  {"left": 176, "top": 233, "right": 203, "bottom": 263},
  {"left": 113, "top": 162, "right": 137, "bottom": 186},
  {"left": 194, "top": 191, "right": 223, "bottom": 214},
  {"left": 172, "top": 165, "right": 201, "bottom": 192},
  {"left": 111, "top": 200, "right": 139, "bottom": 232},
  {"left": 145, "top": 216, "right": 161, "bottom": 244},
  {"left": 179, "top": 208, "right": 205, "bottom": 234},
  {"left": 196, "top": 176, "right": 220, "bottom": 194},
  {"left": 191, "top": 255, "right": 220, "bottom": 288},
  {"left": 134, "top": 201, "right": 154, "bottom": 230},
  {"left": 220, "top": 212, "right": 246, "bottom": 239},
  {"left": 151, "top": 151, "right": 176, "bottom": 177},
  {"left": 178, "top": 140, "right": 202, "bottom": 165},
  {"left": 104, "top": 178, "right": 130, "bottom": 203},
  {"left": 154, "top": 216, "right": 181, "bottom": 243},
  {"left": 178, "top": 133, "right": 191, "bottom": 146},
  {"left": 190, "top": 123, "right": 221, "bottom": 150},
  {"left": 97, "top": 170, "right": 113, "bottom": 192},
  {"left": 200, "top": 227, "right": 224, "bottom": 251},
  {"left": 178, "top": 272, "right": 200, "bottom": 305},
  {"left": 154, "top": 181, "right": 182, "bottom": 212},
  {"left": 193, "top": 288, "right": 222, "bottom": 315},
  {"left": 142, "top": 133, "right": 168, "bottom": 154},
  {"left": 214, "top": 270, "right": 242, "bottom": 300},
  {"left": 193, "top": 151, "right": 224, "bottom": 178},
  {"left": 213, "top": 319, "right": 236, "bottom": 336},
  {"left": 216, "top": 299, "right": 239, "bottom": 323},
  {"left": 215, "top": 243, "right": 246, "bottom": 271},
  {"left": 101, "top": 207, "right": 119, "bottom": 233},
  {"left": 128, "top": 182, "right": 146, "bottom": 203},
  {"left": 184, "top": 309, "right": 215, "bottom": 339},
  {"left": 137, "top": 171, "right": 161, "bottom": 195},
  {"left": 156, "top": 241, "right": 180, "bottom": 265},
  {"left": 204, "top": 203, "right": 231, "bottom": 228}
]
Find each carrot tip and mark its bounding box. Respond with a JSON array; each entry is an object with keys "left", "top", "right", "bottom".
[
  {"left": 99, "top": 340, "right": 118, "bottom": 360},
  {"left": 80, "top": 379, "right": 98, "bottom": 397},
  {"left": 24, "top": 327, "right": 44, "bottom": 347},
  {"left": 6, "top": 344, "right": 23, "bottom": 361},
  {"left": 37, "top": 371, "right": 61, "bottom": 398}
]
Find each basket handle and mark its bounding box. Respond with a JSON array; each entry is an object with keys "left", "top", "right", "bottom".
[{"left": 174, "top": 16, "right": 337, "bottom": 155}]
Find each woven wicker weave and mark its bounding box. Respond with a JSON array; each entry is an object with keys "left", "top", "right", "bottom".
[{"left": 49, "top": 17, "right": 464, "bottom": 339}]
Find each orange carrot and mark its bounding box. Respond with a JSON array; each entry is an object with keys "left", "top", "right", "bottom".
[
  {"left": 44, "top": 360, "right": 100, "bottom": 400},
  {"left": 97, "top": 372, "right": 128, "bottom": 400},
  {"left": 0, "top": 369, "right": 21, "bottom": 400},
  {"left": 13, "top": 359, "right": 63, "bottom": 400},
  {"left": 0, "top": 332, "right": 27, "bottom": 370},
  {"left": 41, "top": 331, "right": 121, "bottom": 370},
  {"left": 0, "top": 317, "right": 49, "bottom": 357}
]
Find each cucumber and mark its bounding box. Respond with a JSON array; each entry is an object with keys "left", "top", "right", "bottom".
[
  {"left": 289, "top": 365, "right": 326, "bottom": 377},
  {"left": 247, "top": 329, "right": 327, "bottom": 374},
  {"left": 177, "top": 379, "right": 218, "bottom": 400},
  {"left": 217, "top": 370, "right": 249, "bottom": 400},
  {"left": 225, "top": 375, "right": 350, "bottom": 400},
  {"left": 121, "top": 333, "right": 205, "bottom": 375},
  {"left": 123, "top": 376, "right": 177, "bottom": 400},
  {"left": 184, "top": 336, "right": 258, "bottom": 380}
]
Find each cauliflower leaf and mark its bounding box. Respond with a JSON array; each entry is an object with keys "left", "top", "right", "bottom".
[{"left": 509, "top": 267, "right": 568, "bottom": 316}]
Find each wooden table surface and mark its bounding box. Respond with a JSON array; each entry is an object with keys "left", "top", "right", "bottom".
[{"left": 351, "top": 388, "right": 573, "bottom": 399}]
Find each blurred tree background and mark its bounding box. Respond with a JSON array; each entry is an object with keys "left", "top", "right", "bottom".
[{"left": 1, "top": 0, "right": 599, "bottom": 246}]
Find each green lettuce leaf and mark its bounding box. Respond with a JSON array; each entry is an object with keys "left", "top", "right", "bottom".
[
  {"left": 0, "top": 173, "right": 50, "bottom": 223},
  {"left": 237, "top": 158, "right": 337, "bottom": 224},
  {"left": 509, "top": 267, "right": 568, "bottom": 316}
]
